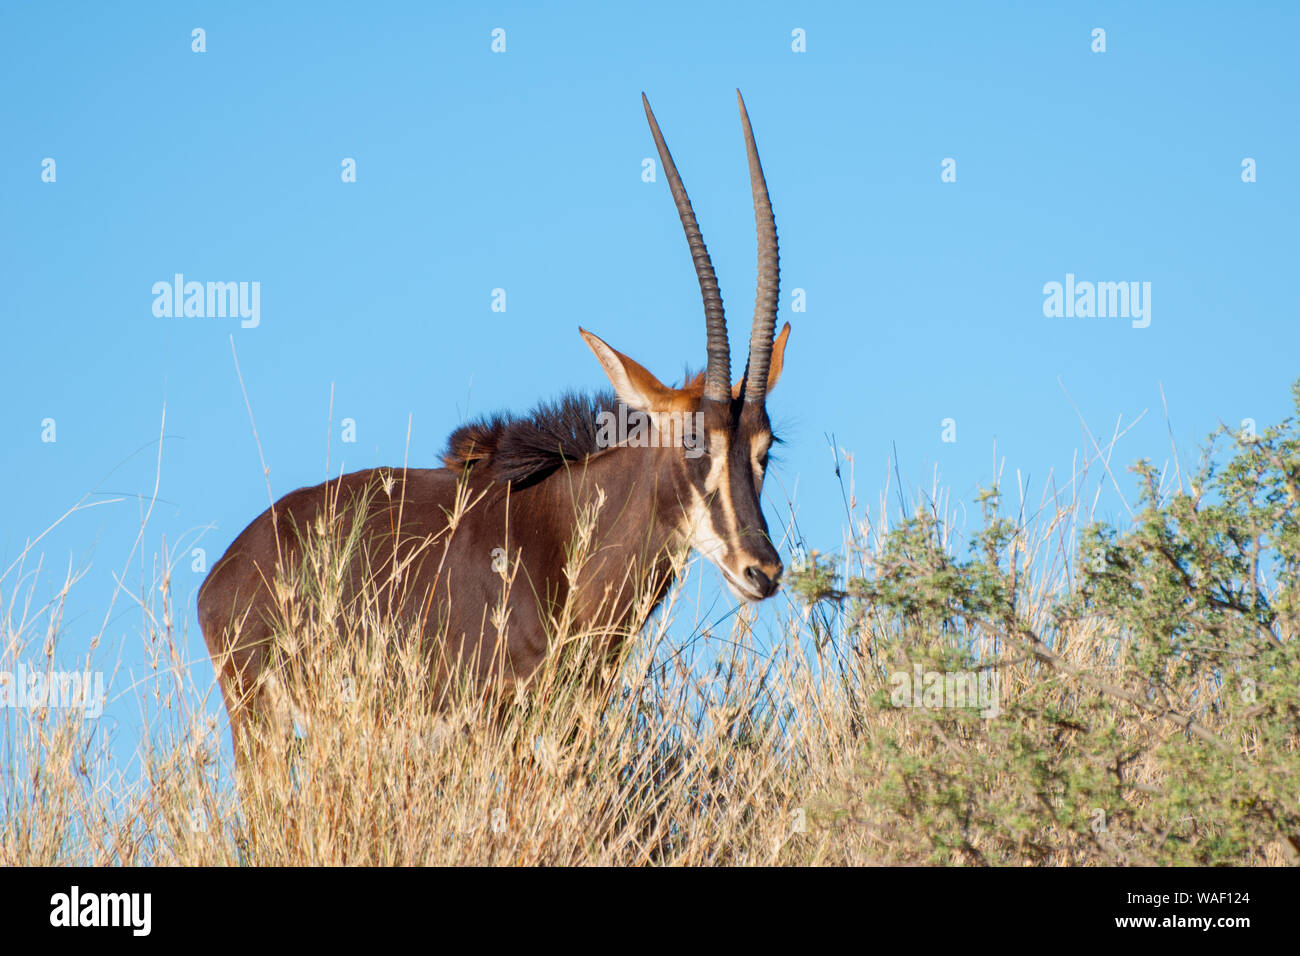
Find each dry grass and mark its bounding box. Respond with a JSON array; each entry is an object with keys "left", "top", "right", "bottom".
[{"left": 3, "top": 418, "right": 1297, "bottom": 866}]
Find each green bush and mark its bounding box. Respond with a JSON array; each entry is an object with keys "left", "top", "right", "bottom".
[{"left": 790, "top": 384, "right": 1300, "bottom": 865}]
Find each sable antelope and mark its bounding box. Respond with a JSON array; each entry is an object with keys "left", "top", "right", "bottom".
[{"left": 198, "top": 91, "right": 791, "bottom": 760}]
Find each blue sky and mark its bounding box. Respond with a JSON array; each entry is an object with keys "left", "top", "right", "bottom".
[{"left": 2, "top": 2, "right": 1297, "bottom": 764}]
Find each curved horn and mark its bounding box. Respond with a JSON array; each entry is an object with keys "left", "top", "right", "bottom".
[
  {"left": 642, "top": 93, "right": 731, "bottom": 402},
  {"left": 737, "top": 90, "right": 779, "bottom": 406}
]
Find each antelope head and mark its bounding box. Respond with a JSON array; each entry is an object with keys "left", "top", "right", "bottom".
[{"left": 580, "top": 91, "right": 790, "bottom": 602}]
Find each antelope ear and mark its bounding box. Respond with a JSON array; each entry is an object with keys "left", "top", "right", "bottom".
[
  {"left": 580, "top": 328, "right": 692, "bottom": 412},
  {"left": 730, "top": 322, "right": 791, "bottom": 399}
]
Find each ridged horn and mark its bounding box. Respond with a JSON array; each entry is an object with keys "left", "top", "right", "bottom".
[
  {"left": 737, "top": 89, "right": 779, "bottom": 406},
  {"left": 642, "top": 93, "right": 731, "bottom": 403}
]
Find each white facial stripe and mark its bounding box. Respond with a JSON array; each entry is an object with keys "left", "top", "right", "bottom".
[
  {"left": 684, "top": 486, "right": 726, "bottom": 563},
  {"left": 683, "top": 486, "right": 763, "bottom": 601},
  {"left": 703, "top": 430, "right": 728, "bottom": 492},
  {"left": 749, "top": 433, "right": 771, "bottom": 491},
  {"left": 678, "top": 430, "right": 765, "bottom": 601},
  {"left": 709, "top": 432, "right": 740, "bottom": 547},
  {"left": 689, "top": 431, "right": 731, "bottom": 562}
]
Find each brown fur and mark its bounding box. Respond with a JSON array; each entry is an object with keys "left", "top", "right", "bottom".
[
  {"left": 441, "top": 391, "right": 617, "bottom": 484},
  {"left": 200, "top": 93, "right": 793, "bottom": 779},
  {"left": 198, "top": 437, "right": 692, "bottom": 773}
]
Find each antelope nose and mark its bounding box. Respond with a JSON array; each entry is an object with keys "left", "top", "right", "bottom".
[{"left": 744, "top": 563, "right": 783, "bottom": 598}]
